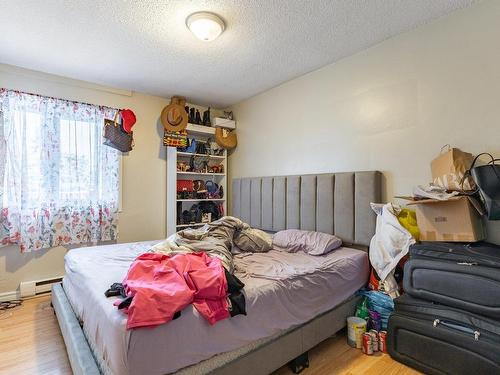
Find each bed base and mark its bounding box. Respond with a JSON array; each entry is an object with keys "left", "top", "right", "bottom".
[{"left": 52, "top": 283, "right": 359, "bottom": 375}]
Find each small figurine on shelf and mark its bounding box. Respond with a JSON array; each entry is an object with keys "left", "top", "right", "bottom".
[
  {"left": 195, "top": 109, "right": 202, "bottom": 125},
  {"left": 185, "top": 105, "right": 189, "bottom": 115},
  {"left": 176, "top": 161, "right": 190, "bottom": 172},
  {"left": 202, "top": 107, "right": 211, "bottom": 126},
  {"left": 189, "top": 107, "right": 195, "bottom": 124}
]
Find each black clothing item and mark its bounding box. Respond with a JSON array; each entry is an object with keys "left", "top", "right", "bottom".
[
  {"left": 105, "top": 282, "right": 127, "bottom": 298},
  {"left": 117, "top": 295, "right": 133, "bottom": 309},
  {"left": 224, "top": 270, "right": 246, "bottom": 317},
  {"left": 225, "top": 270, "right": 245, "bottom": 294},
  {"left": 228, "top": 291, "right": 246, "bottom": 317}
]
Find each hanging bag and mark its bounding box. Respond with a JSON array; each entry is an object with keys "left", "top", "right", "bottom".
[
  {"left": 103, "top": 111, "right": 134, "bottom": 152},
  {"left": 464, "top": 153, "right": 500, "bottom": 220},
  {"left": 431, "top": 145, "right": 475, "bottom": 191}
]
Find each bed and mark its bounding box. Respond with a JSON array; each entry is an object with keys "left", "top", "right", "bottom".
[{"left": 52, "top": 171, "right": 381, "bottom": 375}]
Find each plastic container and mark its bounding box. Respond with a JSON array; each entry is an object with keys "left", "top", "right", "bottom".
[{"left": 347, "top": 316, "right": 367, "bottom": 348}]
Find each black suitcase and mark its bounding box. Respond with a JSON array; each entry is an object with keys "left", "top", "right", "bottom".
[
  {"left": 388, "top": 295, "right": 500, "bottom": 375},
  {"left": 404, "top": 241, "right": 500, "bottom": 319}
]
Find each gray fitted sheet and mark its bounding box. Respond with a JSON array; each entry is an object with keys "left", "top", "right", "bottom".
[{"left": 63, "top": 241, "right": 368, "bottom": 375}]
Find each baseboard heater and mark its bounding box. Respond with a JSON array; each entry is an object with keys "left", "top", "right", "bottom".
[{"left": 19, "top": 276, "right": 64, "bottom": 298}]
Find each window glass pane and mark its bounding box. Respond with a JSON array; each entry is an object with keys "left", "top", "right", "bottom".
[
  {"left": 4, "top": 111, "right": 43, "bottom": 207},
  {"left": 59, "top": 118, "right": 95, "bottom": 202}
]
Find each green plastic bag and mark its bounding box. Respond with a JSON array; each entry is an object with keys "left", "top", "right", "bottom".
[{"left": 355, "top": 297, "right": 369, "bottom": 320}]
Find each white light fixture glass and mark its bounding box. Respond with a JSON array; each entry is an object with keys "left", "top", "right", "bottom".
[{"left": 186, "top": 12, "right": 225, "bottom": 42}]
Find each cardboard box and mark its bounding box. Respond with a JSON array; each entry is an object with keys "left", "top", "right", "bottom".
[{"left": 407, "top": 196, "right": 486, "bottom": 242}]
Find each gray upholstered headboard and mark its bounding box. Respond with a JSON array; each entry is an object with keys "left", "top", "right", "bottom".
[{"left": 231, "top": 171, "right": 381, "bottom": 247}]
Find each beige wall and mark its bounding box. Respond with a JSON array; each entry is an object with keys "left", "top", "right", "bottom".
[
  {"left": 0, "top": 64, "right": 171, "bottom": 294},
  {"left": 229, "top": 0, "right": 500, "bottom": 244}
]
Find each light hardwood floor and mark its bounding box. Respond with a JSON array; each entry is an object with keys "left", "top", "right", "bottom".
[{"left": 0, "top": 295, "right": 420, "bottom": 375}]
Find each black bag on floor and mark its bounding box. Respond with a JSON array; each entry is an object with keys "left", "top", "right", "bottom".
[
  {"left": 387, "top": 294, "right": 500, "bottom": 375},
  {"left": 404, "top": 242, "right": 500, "bottom": 319}
]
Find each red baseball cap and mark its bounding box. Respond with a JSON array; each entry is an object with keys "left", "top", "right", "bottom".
[{"left": 120, "top": 109, "right": 136, "bottom": 133}]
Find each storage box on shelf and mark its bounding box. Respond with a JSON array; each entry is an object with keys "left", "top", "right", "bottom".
[{"left": 166, "top": 123, "right": 227, "bottom": 236}]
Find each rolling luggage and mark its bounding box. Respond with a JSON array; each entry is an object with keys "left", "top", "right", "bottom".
[
  {"left": 387, "top": 294, "right": 500, "bottom": 375},
  {"left": 404, "top": 241, "right": 500, "bottom": 319}
]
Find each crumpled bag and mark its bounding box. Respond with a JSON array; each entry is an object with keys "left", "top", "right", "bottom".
[
  {"left": 356, "top": 289, "right": 394, "bottom": 330},
  {"left": 397, "top": 208, "right": 420, "bottom": 241},
  {"left": 369, "top": 203, "right": 415, "bottom": 282}
]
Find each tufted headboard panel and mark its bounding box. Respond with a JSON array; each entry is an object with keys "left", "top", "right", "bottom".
[{"left": 231, "top": 171, "right": 382, "bottom": 247}]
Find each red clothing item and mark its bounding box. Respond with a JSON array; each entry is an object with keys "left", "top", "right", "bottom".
[{"left": 120, "top": 252, "right": 230, "bottom": 329}]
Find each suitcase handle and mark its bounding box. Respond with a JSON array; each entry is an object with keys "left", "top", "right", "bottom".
[{"left": 433, "top": 319, "right": 481, "bottom": 341}]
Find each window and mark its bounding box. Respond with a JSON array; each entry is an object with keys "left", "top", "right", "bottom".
[{"left": 0, "top": 88, "right": 120, "bottom": 252}]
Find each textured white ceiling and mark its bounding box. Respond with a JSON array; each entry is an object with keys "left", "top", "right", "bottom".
[{"left": 0, "top": 0, "right": 474, "bottom": 107}]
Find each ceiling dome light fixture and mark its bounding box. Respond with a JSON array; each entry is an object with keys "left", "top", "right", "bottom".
[{"left": 186, "top": 12, "right": 225, "bottom": 42}]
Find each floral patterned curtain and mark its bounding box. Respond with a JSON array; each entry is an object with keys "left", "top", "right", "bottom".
[{"left": 0, "top": 88, "right": 120, "bottom": 252}]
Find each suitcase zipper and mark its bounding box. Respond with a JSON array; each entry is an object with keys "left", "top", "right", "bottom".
[
  {"left": 433, "top": 319, "right": 481, "bottom": 341},
  {"left": 457, "top": 262, "right": 478, "bottom": 266},
  {"left": 411, "top": 243, "right": 500, "bottom": 267}
]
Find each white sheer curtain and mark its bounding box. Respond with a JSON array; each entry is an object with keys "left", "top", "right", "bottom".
[{"left": 0, "top": 88, "right": 120, "bottom": 252}]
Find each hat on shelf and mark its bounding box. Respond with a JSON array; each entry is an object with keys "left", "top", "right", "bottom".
[
  {"left": 161, "top": 96, "right": 188, "bottom": 133},
  {"left": 215, "top": 127, "right": 237, "bottom": 150}
]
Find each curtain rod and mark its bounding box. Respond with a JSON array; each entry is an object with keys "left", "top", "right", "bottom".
[{"left": 0, "top": 87, "right": 120, "bottom": 111}]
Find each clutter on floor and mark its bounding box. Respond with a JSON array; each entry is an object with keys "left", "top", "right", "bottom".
[
  {"left": 387, "top": 241, "right": 500, "bottom": 374},
  {"left": 366, "top": 146, "right": 500, "bottom": 373}
]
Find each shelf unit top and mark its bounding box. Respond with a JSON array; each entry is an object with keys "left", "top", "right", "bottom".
[{"left": 186, "top": 123, "right": 215, "bottom": 136}]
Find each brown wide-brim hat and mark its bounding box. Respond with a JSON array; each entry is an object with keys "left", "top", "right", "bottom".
[
  {"left": 161, "top": 102, "right": 188, "bottom": 133},
  {"left": 215, "top": 127, "right": 237, "bottom": 150}
]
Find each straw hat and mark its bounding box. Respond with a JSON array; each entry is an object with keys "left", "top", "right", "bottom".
[
  {"left": 215, "top": 127, "right": 237, "bottom": 150},
  {"left": 161, "top": 96, "right": 188, "bottom": 132}
]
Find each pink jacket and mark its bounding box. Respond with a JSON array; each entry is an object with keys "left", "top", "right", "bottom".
[{"left": 120, "top": 252, "right": 229, "bottom": 329}]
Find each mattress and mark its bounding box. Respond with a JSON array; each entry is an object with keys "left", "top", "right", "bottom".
[{"left": 63, "top": 241, "right": 368, "bottom": 375}]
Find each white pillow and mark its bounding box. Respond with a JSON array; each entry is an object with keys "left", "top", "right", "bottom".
[{"left": 272, "top": 229, "right": 342, "bottom": 255}]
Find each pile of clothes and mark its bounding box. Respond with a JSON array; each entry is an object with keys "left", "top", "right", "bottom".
[{"left": 105, "top": 216, "right": 272, "bottom": 329}]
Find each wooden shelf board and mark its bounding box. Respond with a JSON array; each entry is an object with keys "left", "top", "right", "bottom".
[
  {"left": 177, "top": 198, "right": 225, "bottom": 202},
  {"left": 177, "top": 152, "right": 225, "bottom": 159},
  {"left": 176, "top": 223, "right": 206, "bottom": 228},
  {"left": 176, "top": 172, "right": 225, "bottom": 176}
]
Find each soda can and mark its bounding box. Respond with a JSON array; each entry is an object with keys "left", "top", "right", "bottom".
[
  {"left": 362, "top": 333, "right": 373, "bottom": 355},
  {"left": 369, "top": 329, "right": 379, "bottom": 352},
  {"left": 379, "top": 331, "right": 387, "bottom": 353}
]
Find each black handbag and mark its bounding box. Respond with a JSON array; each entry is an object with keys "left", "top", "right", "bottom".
[
  {"left": 464, "top": 153, "right": 500, "bottom": 220},
  {"left": 103, "top": 111, "right": 134, "bottom": 152}
]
